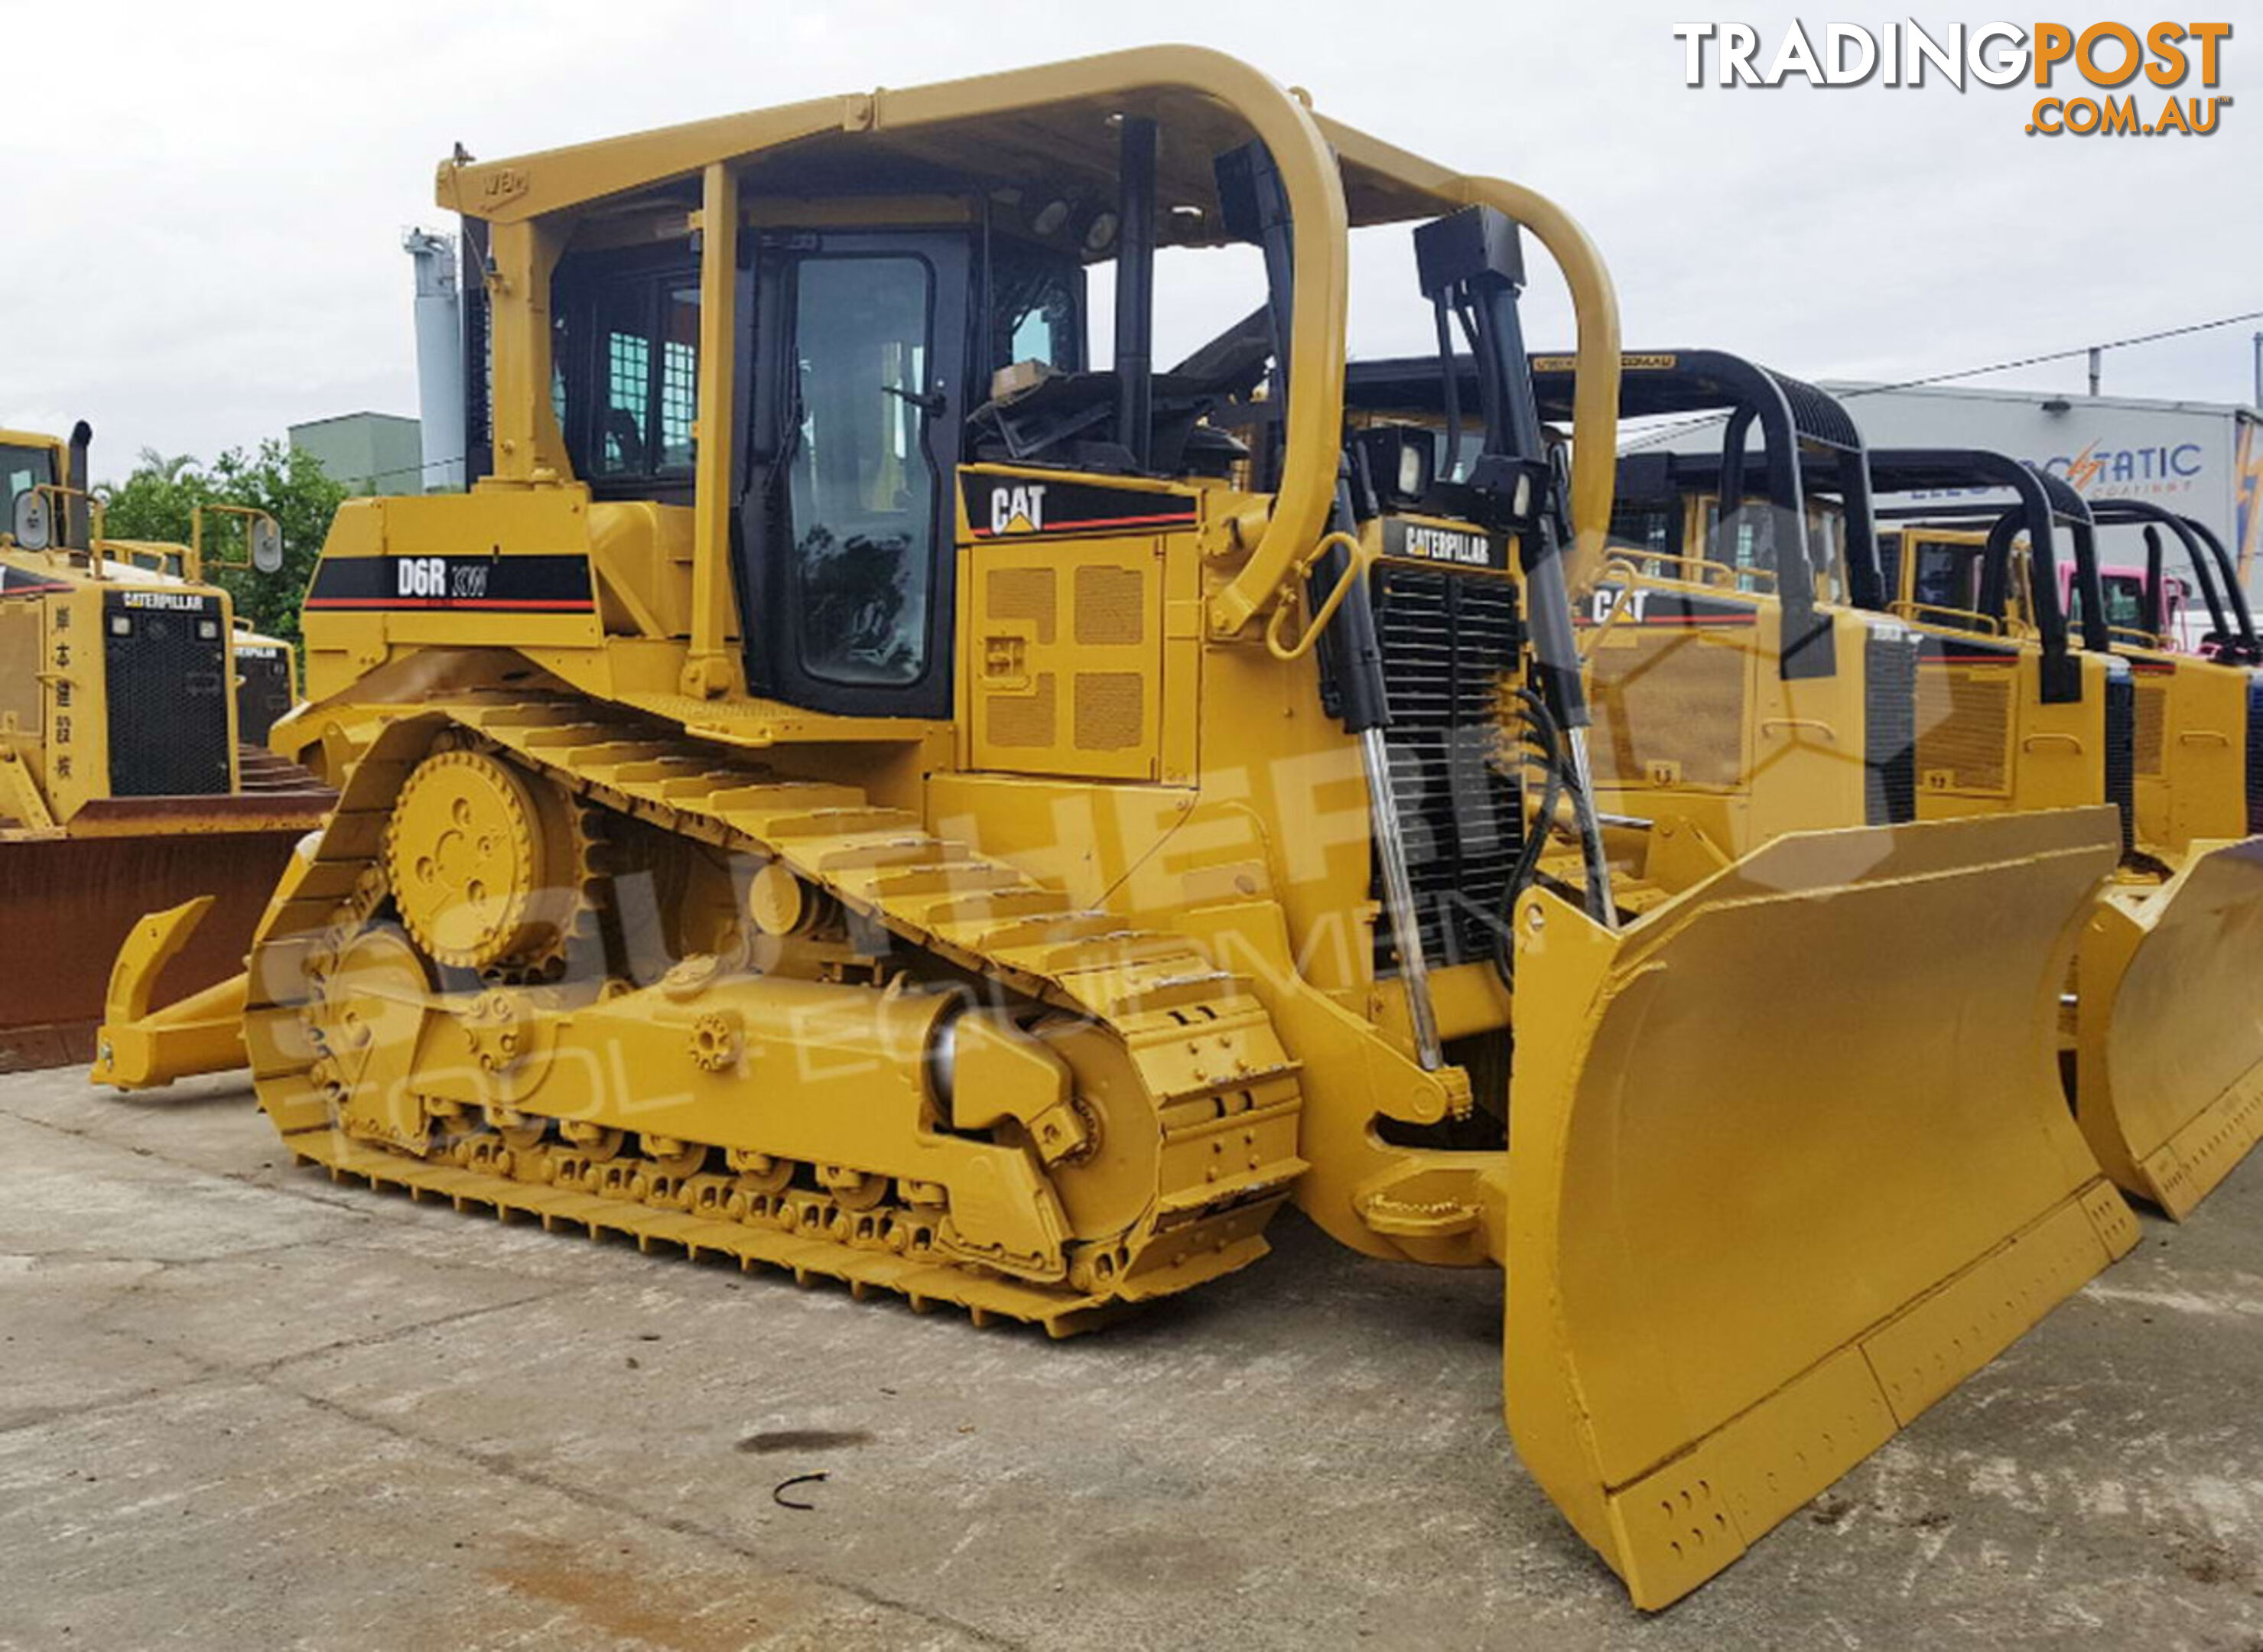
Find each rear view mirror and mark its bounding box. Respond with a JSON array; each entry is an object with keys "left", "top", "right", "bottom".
[
  {"left": 193, "top": 503, "right": 285, "bottom": 577},
  {"left": 249, "top": 514, "right": 284, "bottom": 574},
  {"left": 11, "top": 488, "right": 51, "bottom": 552}
]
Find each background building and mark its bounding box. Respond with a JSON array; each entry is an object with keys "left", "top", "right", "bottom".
[
  {"left": 1653, "top": 382, "right": 2263, "bottom": 590},
  {"left": 287, "top": 411, "right": 423, "bottom": 495}
]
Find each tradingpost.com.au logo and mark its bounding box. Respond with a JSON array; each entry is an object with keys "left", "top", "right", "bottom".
[{"left": 1673, "top": 21, "right": 2232, "bottom": 135}]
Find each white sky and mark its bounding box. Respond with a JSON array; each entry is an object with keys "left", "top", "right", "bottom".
[{"left": 8, "top": 1, "right": 2258, "bottom": 480}]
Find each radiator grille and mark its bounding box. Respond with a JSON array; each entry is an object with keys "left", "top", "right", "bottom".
[
  {"left": 1369, "top": 567, "right": 1524, "bottom": 974},
  {"left": 2134, "top": 678, "right": 2168, "bottom": 776},
  {"left": 235, "top": 650, "right": 293, "bottom": 746},
  {"left": 1588, "top": 628, "right": 1746, "bottom": 789},
  {"left": 102, "top": 591, "right": 231, "bottom": 797},
  {"left": 2106, "top": 670, "right": 2137, "bottom": 855},
  {"left": 1916, "top": 668, "right": 2014, "bottom": 795},
  {"left": 1864, "top": 629, "right": 1920, "bottom": 825}
]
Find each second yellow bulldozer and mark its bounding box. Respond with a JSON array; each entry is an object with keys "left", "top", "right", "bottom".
[
  {"left": 96, "top": 49, "right": 2144, "bottom": 1608},
  {"left": 0, "top": 424, "right": 332, "bottom": 1069}
]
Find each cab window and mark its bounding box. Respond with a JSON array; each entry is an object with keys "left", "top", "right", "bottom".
[
  {"left": 552, "top": 255, "right": 701, "bottom": 492},
  {"left": 987, "top": 241, "right": 1083, "bottom": 376},
  {"left": 2100, "top": 574, "right": 2150, "bottom": 635},
  {"left": 1911, "top": 540, "right": 1982, "bottom": 616},
  {"left": 786, "top": 255, "right": 936, "bottom": 687},
  {"left": 1, "top": 444, "right": 55, "bottom": 525}
]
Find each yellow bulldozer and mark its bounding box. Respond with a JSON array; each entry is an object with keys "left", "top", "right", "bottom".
[
  {"left": 0, "top": 423, "right": 333, "bottom": 1069},
  {"left": 1457, "top": 347, "right": 2263, "bottom": 1224},
  {"left": 1865, "top": 472, "right": 2263, "bottom": 1216},
  {"left": 93, "top": 49, "right": 2148, "bottom": 1607}
]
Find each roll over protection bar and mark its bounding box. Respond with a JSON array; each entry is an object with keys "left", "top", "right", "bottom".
[
  {"left": 1527, "top": 348, "right": 1881, "bottom": 680},
  {"left": 1865, "top": 449, "right": 2094, "bottom": 704},
  {"left": 2086, "top": 499, "right": 2261, "bottom": 665}
]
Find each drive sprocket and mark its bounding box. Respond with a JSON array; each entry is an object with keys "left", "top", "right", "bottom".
[{"left": 382, "top": 745, "right": 593, "bottom": 974}]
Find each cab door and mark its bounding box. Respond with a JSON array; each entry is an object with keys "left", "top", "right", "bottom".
[{"left": 738, "top": 233, "right": 971, "bottom": 720}]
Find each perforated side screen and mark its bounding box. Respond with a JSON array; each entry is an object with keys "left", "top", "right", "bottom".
[
  {"left": 972, "top": 542, "right": 1159, "bottom": 781},
  {"left": 1587, "top": 629, "right": 1747, "bottom": 789},
  {"left": 235, "top": 651, "right": 294, "bottom": 746},
  {"left": 1916, "top": 669, "right": 2014, "bottom": 795},
  {"left": 2134, "top": 679, "right": 2168, "bottom": 777},
  {"left": 2248, "top": 678, "right": 2263, "bottom": 837}
]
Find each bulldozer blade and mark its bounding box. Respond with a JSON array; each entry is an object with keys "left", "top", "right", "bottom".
[
  {"left": 0, "top": 826, "right": 307, "bottom": 1075},
  {"left": 1502, "top": 807, "right": 2135, "bottom": 1609},
  {"left": 2073, "top": 838, "right": 2263, "bottom": 1219}
]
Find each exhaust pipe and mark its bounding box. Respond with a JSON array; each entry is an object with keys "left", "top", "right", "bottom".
[
  {"left": 65, "top": 421, "right": 93, "bottom": 551},
  {"left": 1113, "top": 115, "right": 1157, "bottom": 472},
  {"left": 403, "top": 229, "right": 467, "bottom": 493}
]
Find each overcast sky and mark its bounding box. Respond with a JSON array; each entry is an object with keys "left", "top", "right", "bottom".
[{"left": 8, "top": 1, "right": 2256, "bottom": 481}]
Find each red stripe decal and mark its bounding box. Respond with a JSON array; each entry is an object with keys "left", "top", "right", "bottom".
[
  {"left": 971, "top": 510, "right": 1197, "bottom": 538},
  {"left": 304, "top": 597, "right": 594, "bottom": 612}
]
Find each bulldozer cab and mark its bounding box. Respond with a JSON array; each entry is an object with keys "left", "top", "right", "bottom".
[
  {"left": 539, "top": 203, "right": 1058, "bottom": 720},
  {"left": 432, "top": 68, "right": 1630, "bottom": 733},
  {"left": 1881, "top": 525, "right": 2008, "bottom": 634},
  {"left": 2060, "top": 554, "right": 2190, "bottom": 652},
  {"left": 0, "top": 431, "right": 62, "bottom": 528}
]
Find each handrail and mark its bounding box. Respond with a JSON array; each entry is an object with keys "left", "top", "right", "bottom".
[
  {"left": 1579, "top": 553, "right": 1767, "bottom": 663},
  {"left": 1621, "top": 548, "right": 1777, "bottom": 590},
  {"left": 1263, "top": 532, "right": 1370, "bottom": 662},
  {"left": 39, "top": 485, "right": 110, "bottom": 579},
  {"left": 1887, "top": 598, "right": 2003, "bottom": 637}
]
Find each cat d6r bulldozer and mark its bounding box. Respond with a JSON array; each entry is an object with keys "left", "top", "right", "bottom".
[
  {"left": 0, "top": 424, "right": 332, "bottom": 1069},
  {"left": 96, "top": 49, "right": 2137, "bottom": 1607}
]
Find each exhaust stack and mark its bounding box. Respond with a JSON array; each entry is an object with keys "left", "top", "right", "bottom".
[
  {"left": 64, "top": 421, "right": 93, "bottom": 551},
  {"left": 402, "top": 229, "right": 466, "bottom": 493}
]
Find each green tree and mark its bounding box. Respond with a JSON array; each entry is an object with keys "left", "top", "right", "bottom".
[{"left": 98, "top": 439, "right": 345, "bottom": 646}]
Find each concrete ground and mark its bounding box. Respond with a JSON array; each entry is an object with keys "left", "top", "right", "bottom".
[{"left": 3, "top": 1071, "right": 2262, "bottom": 1652}]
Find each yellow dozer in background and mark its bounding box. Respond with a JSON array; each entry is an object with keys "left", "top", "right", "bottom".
[
  {"left": 1546, "top": 387, "right": 2263, "bottom": 1222},
  {"left": 0, "top": 424, "right": 333, "bottom": 1070},
  {"left": 1867, "top": 474, "right": 2263, "bottom": 1217},
  {"left": 1561, "top": 395, "right": 2263, "bottom": 1222},
  {"left": 95, "top": 49, "right": 2141, "bottom": 1607}
]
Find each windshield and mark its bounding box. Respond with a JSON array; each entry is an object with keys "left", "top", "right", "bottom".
[
  {"left": 2066, "top": 571, "right": 2156, "bottom": 636},
  {"left": 0, "top": 443, "right": 55, "bottom": 528}
]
